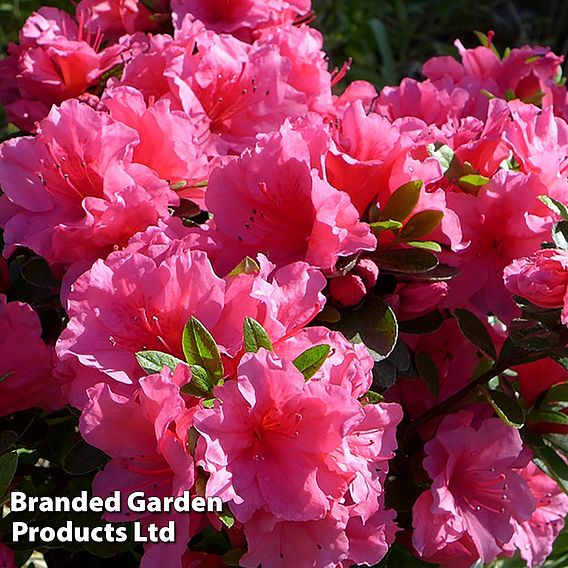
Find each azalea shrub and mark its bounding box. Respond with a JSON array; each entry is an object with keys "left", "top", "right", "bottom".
[{"left": 1, "top": 2, "right": 568, "bottom": 568}]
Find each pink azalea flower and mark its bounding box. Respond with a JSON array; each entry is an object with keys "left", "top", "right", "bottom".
[
  {"left": 442, "top": 171, "right": 555, "bottom": 320},
  {"left": 171, "top": 0, "right": 311, "bottom": 41},
  {"left": 57, "top": 249, "right": 226, "bottom": 386},
  {"left": 274, "top": 326, "right": 374, "bottom": 398},
  {"left": 102, "top": 86, "right": 210, "bottom": 203},
  {"left": 194, "top": 349, "right": 364, "bottom": 523},
  {"left": 504, "top": 249, "right": 568, "bottom": 313},
  {"left": 506, "top": 462, "right": 568, "bottom": 567},
  {"left": 57, "top": 248, "right": 326, "bottom": 399},
  {"left": 412, "top": 410, "right": 536, "bottom": 565},
  {"left": 0, "top": 295, "right": 63, "bottom": 416},
  {"left": 82, "top": 366, "right": 195, "bottom": 521},
  {"left": 513, "top": 358, "right": 568, "bottom": 408},
  {"left": 0, "top": 7, "right": 122, "bottom": 131},
  {"left": 76, "top": 0, "right": 169, "bottom": 41},
  {"left": 0, "top": 99, "right": 177, "bottom": 269},
  {"left": 205, "top": 124, "right": 375, "bottom": 273},
  {"left": 504, "top": 101, "right": 568, "bottom": 201},
  {"left": 240, "top": 506, "right": 350, "bottom": 567},
  {"left": 82, "top": 365, "right": 200, "bottom": 568}
]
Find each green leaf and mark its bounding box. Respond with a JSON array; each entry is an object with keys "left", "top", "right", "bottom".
[
  {"left": 406, "top": 240, "right": 442, "bottom": 252},
  {"left": 532, "top": 450, "right": 568, "bottom": 495},
  {"left": 538, "top": 195, "right": 568, "bottom": 221},
  {"left": 0, "top": 431, "right": 17, "bottom": 454},
  {"left": 380, "top": 181, "right": 422, "bottom": 222},
  {"left": 370, "top": 219, "right": 403, "bottom": 235},
  {"left": 553, "top": 221, "right": 568, "bottom": 251},
  {"left": 399, "top": 311, "right": 444, "bottom": 335},
  {"left": 243, "top": 317, "right": 273, "bottom": 353},
  {"left": 543, "top": 383, "right": 568, "bottom": 405},
  {"left": 182, "top": 317, "right": 224, "bottom": 384},
  {"left": 221, "top": 549, "right": 246, "bottom": 567},
  {"left": 415, "top": 351, "right": 439, "bottom": 396},
  {"left": 63, "top": 441, "right": 108, "bottom": 476},
  {"left": 293, "top": 345, "right": 331, "bottom": 380},
  {"left": 529, "top": 409, "right": 568, "bottom": 426},
  {"left": 0, "top": 451, "right": 18, "bottom": 500},
  {"left": 458, "top": 174, "right": 490, "bottom": 195},
  {"left": 483, "top": 389, "right": 525, "bottom": 428},
  {"left": 401, "top": 210, "right": 444, "bottom": 239},
  {"left": 407, "top": 263, "right": 459, "bottom": 282},
  {"left": 227, "top": 256, "right": 260, "bottom": 277},
  {"left": 534, "top": 444, "right": 568, "bottom": 482},
  {"left": 546, "top": 433, "right": 568, "bottom": 453},
  {"left": 427, "top": 143, "right": 463, "bottom": 180},
  {"left": 509, "top": 318, "right": 560, "bottom": 352},
  {"left": 219, "top": 506, "right": 235, "bottom": 529},
  {"left": 375, "top": 248, "right": 439, "bottom": 274},
  {"left": 181, "top": 365, "right": 214, "bottom": 398},
  {"left": 369, "top": 18, "right": 397, "bottom": 86},
  {"left": 136, "top": 350, "right": 186, "bottom": 374},
  {"left": 453, "top": 309, "right": 497, "bottom": 359},
  {"left": 361, "top": 390, "right": 384, "bottom": 404}
]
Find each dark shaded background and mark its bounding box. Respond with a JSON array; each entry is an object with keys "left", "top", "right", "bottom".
[{"left": 0, "top": 0, "right": 566, "bottom": 88}]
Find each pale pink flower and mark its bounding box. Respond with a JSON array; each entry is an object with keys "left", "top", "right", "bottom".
[
  {"left": 412, "top": 410, "right": 535, "bottom": 565},
  {"left": 0, "top": 295, "right": 63, "bottom": 416},
  {"left": 205, "top": 124, "right": 375, "bottom": 273},
  {"left": 0, "top": 99, "right": 177, "bottom": 269}
]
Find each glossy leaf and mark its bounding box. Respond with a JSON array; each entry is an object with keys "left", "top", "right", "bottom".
[
  {"left": 454, "top": 309, "right": 496, "bottom": 359},
  {"left": 380, "top": 181, "right": 422, "bottom": 222},
  {"left": 136, "top": 350, "right": 186, "bottom": 375},
  {"left": 243, "top": 317, "right": 273, "bottom": 353},
  {"left": 182, "top": 317, "right": 224, "bottom": 384},
  {"left": 293, "top": 345, "right": 331, "bottom": 380}
]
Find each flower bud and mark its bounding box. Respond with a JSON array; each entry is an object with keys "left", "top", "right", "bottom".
[
  {"left": 354, "top": 257, "right": 379, "bottom": 289},
  {"left": 329, "top": 274, "right": 367, "bottom": 308}
]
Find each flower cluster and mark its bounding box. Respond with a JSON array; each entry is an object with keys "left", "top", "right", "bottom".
[{"left": 1, "top": 3, "right": 568, "bottom": 568}]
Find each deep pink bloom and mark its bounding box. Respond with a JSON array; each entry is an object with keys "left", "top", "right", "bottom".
[
  {"left": 0, "top": 99, "right": 177, "bottom": 269},
  {"left": 205, "top": 124, "right": 375, "bottom": 273},
  {"left": 82, "top": 365, "right": 200, "bottom": 568},
  {"left": 0, "top": 7, "right": 122, "bottom": 131},
  {"left": 0, "top": 543, "right": 16, "bottom": 568},
  {"left": 57, "top": 249, "right": 226, "bottom": 387},
  {"left": 56, "top": 248, "right": 326, "bottom": 404},
  {"left": 194, "top": 349, "right": 363, "bottom": 523},
  {"left": 102, "top": 86, "right": 210, "bottom": 203},
  {"left": 503, "top": 462, "right": 568, "bottom": 567},
  {"left": 76, "top": 0, "right": 169, "bottom": 40},
  {"left": 274, "top": 326, "right": 374, "bottom": 398},
  {"left": 412, "top": 410, "right": 535, "bottom": 565},
  {"left": 504, "top": 249, "right": 568, "bottom": 312},
  {"left": 0, "top": 295, "right": 63, "bottom": 416},
  {"left": 171, "top": 0, "right": 311, "bottom": 41},
  {"left": 514, "top": 358, "right": 568, "bottom": 407},
  {"left": 82, "top": 366, "right": 195, "bottom": 520},
  {"left": 240, "top": 507, "right": 350, "bottom": 568},
  {"left": 443, "top": 171, "right": 555, "bottom": 320},
  {"left": 329, "top": 274, "right": 367, "bottom": 308}
]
